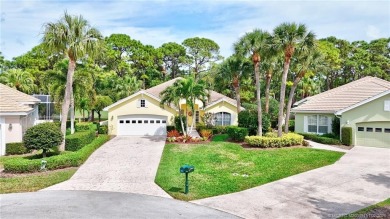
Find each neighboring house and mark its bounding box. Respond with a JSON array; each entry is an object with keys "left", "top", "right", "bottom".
[
  {"left": 292, "top": 76, "right": 390, "bottom": 148},
  {"left": 103, "top": 77, "right": 242, "bottom": 136},
  {"left": 0, "top": 84, "right": 41, "bottom": 155}
]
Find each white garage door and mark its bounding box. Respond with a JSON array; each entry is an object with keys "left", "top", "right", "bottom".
[
  {"left": 118, "top": 115, "right": 167, "bottom": 136},
  {"left": 356, "top": 122, "right": 390, "bottom": 148}
]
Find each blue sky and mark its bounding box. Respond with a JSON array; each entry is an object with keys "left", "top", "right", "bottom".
[{"left": 1, "top": 0, "right": 389, "bottom": 60}]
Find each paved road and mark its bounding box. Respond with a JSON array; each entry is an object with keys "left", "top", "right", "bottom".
[
  {"left": 0, "top": 191, "right": 239, "bottom": 219},
  {"left": 193, "top": 146, "right": 390, "bottom": 219},
  {"left": 44, "top": 136, "right": 171, "bottom": 198}
]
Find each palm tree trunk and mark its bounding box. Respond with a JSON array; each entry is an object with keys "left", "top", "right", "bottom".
[
  {"left": 234, "top": 85, "right": 241, "bottom": 114},
  {"left": 277, "top": 59, "right": 290, "bottom": 137},
  {"left": 70, "top": 92, "right": 75, "bottom": 134},
  {"left": 284, "top": 76, "right": 301, "bottom": 133},
  {"left": 255, "top": 62, "right": 262, "bottom": 136},
  {"left": 59, "top": 60, "right": 76, "bottom": 151},
  {"left": 178, "top": 105, "right": 187, "bottom": 136},
  {"left": 265, "top": 70, "right": 272, "bottom": 114}
]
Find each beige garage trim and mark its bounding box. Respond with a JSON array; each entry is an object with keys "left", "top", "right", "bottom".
[{"left": 356, "top": 122, "right": 390, "bottom": 148}]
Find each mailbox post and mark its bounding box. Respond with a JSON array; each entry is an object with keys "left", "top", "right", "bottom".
[{"left": 180, "top": 164, "right": 194, "bottom": 194}]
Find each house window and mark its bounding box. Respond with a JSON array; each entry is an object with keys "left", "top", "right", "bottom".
[
  {"left": 306, "top": 115, "right": 330, "bottom": 134},
  {"left": 195, "top": 111, "right": 200, "bottom": 123},
  {"left": 140, "top": 99, "right": 146, "bottom": 108},
  {"left": 384, "top": 100, "right": 390, "bottom": 111},
  {"left": 214, "top": 112, "right": 231, "bottom": 126}
]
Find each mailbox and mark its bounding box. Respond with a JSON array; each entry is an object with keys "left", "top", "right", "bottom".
[
  {"left": 180, "top": 164, "right": 195, "bottom": 194},
  {"left": 180, "top": 165, "right": 194, "bottom": 173}
]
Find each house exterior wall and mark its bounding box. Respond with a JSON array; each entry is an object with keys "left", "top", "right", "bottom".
[
  {"left": 107, "top": 93, "right": 177, "bottom": 135},
  {"left": 294, "top": 113, "right": 335, "bottom": 134},
  {"left": 205, "top": 101, "right": 239, "bottom": 125},
  {"left": 340, "top": 94, "right": 390, "bottom": 146},
  {"left": 4, "top": 116, "right": 23, "bottom": 143}
]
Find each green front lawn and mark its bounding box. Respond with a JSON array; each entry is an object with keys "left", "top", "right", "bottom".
[
  {"left": 0, "top": 168, "right": 77, "bottom": 194},
  {"left": 339, "top": 198, "right": 390, "bottom": 219},
  {"left": 155, "top": 142, "right": 344, "bottom": 201}
]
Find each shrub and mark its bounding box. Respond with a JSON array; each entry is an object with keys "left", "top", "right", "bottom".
[
  {"left": 212, "top": 126, "right": 227, "bottom": 134},
  {"left": 167, "top": 130, "right": 180, "bottom": 137},
  {"left": 238, "top": 110, "right": 271, "bottom": 135},
  {"left": 3, "top": 135, "right": 110, "bottom": 173},
  {"left": 65, "top": 130, "right": 96, "bottom": 151},
  {"left": 200, "top": 129, "right": 212, "bottom": 139},
  {"left": 75, "top": 122, "right": 94, "bottom": 131},
  {"left": 299, "top": 133, "right": 341, "bottom": 145},
  {"left": 98, "top": 125, "right": 108, "bottom": 134},
  {"left": 196, "top": 124, "right": 207, "bottom": 132},
  {"left": 167, "top": 126, "right": 175, "bottom": 132},
  {"left": 245, "top": 133, "right": 304, "bottom": 148},
  {"left": 226, "top": 126, "right": 248, "bottom": 142},
  {"left": 332, "top": 117, "right": 340, "bottom": 137},
  {"left": 341, "top": 127, "right": 352, "bottom": 146},
  {"left": 289, "top": 120, "right": 295, "bottom": 132},
  {"left": 6, "top": 142, "right": 30, "bottom": 155},
  {"left": 23, "top": 122, "right": 63, "bottom": 157},
  {"left": 174, "top": 115, "right": 187, "bottom": 134}
]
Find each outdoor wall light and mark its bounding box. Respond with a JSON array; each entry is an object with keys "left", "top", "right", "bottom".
[{"left": 8, "top": 123, "right": 12, "bottom": 130}]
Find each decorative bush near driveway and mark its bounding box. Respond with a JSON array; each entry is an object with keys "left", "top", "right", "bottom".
[
  {"left": 244, "top": 133, "right": 303, "bottom": 148},
  {"left": 3, "top": 135, "right": 109, "bottom": 173},
  {"left": 155, "top": 141, "right": 344, "bottom": 201},
  {"left": 5, "top": 143, "right": 31, "bottom": 155},
  {"left": 299, "top": 132, "right": 341, "bottom": 145}
]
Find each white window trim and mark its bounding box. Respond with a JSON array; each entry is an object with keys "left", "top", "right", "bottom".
[
  {"left": 304, "top": 115, "right": 331, "bottom": 135},
  {"left": 214, "top": 112, "right": 231, "bottom": 126}
]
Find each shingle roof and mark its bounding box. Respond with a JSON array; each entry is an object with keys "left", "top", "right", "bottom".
[
  {"left": 145, "top": 77, "right": 238, "bottom": 107},
  {"left": 292, "top": 76, "right": 390, "bottom": 113},
  {"left": 0, "top": 83, "right": 40, "bottom": 113}
]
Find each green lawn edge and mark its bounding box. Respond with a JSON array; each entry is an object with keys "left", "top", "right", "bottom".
[{"left": 155, "top": 141, "right": 344, "bottom": 201}]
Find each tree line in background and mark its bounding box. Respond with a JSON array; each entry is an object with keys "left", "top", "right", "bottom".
[{"left": 0, "top": 12, "right": 389, "bottom": 145}]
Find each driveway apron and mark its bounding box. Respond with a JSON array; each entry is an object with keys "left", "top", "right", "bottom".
[
  {"left": 193, "top": 146, "right": 390, "bottom": 219},
  {"left": 44, "top": 136, "right": 171, "bottom": 198}
]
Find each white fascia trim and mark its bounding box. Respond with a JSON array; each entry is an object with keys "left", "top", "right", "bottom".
[
  {"left": 103, "top": 90, "right": 178, "bottom": 111},
  {"left": 291, "top": 110, "right": 336, "bottom": 114},
  {"left": 0, "top": 111, "right": 31, "bottom": 116},
  {"left": 204, "top": 98, "right": 244, "bottom": 111},
  {"left": 293, "top": 97, "right": 309, "bottom": 107},
  {"left": 335, "top": 90, "right": 390, "bottom": 115}
]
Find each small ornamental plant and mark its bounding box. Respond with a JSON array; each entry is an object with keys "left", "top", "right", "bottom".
[{"left": 23, "top": 122, "right": 63, "bottom": 157}]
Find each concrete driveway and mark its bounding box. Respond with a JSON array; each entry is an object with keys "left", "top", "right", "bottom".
[
  {"left": 44, "top": 136, "right": 171, "bottom": 198},
  {"left": 193, "top": 146, "right": 390, "bottom": 219},
  {"left": 0, "top": 191, "right": 239, "bottom": 219}
]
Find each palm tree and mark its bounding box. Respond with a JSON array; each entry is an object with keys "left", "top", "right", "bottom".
[
  {"left": 284, "top": 48, "right": 322, "bottom": 133},
  {"left": 234, "top": 29, "right": 271, "bottom": 136},
  {"left": 42, "top": 12, "right": 102, "bottom": 150},
  {"left": 114, "top": 75, "right": 142, "bottom": 100},
  {"left": 272, "top": 23, "right": 315, "bottom": 137},
  {"left": 217, "top": 56, "right": 252, "bottom": 113},
  {"left": 160, "top": 76, "right": 209, "bottom": 135},
  {"left": 0, "top": 69, "right": 37, "bottom": 94}
]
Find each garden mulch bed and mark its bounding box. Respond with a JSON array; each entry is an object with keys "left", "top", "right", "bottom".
[
  {"left": 0, "top": 167, "right": 78, "bottom": 178},
  {"left": 354, "top": 206, "right": 390, "bottom": 219}
]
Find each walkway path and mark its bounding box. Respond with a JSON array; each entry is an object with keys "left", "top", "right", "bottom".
[
  {"left": 44, "top": 136, "right": 171, "bottom": 198},
  {"left": 193, "top": 146, "right": 390, "bottom": 219},
  {"left": 308, "top": 140, "right": 349, "bottom": 152}
]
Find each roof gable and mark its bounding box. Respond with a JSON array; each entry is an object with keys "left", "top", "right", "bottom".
[
  {"left": 292, "top": 76, "right": 390, "bottom": 113},
  {"left": 0, "top": 83, "right": 40, "bottom": 114}
]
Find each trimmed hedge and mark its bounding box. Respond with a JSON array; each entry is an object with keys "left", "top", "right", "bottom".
[
  {"left": 245, "top": 133, "right": 304, "bottom": 148},
  {"left": 98, "top": 125, "right": 108, "bottom": 134},
  {"left": 75, "top": 122, "right": 95, "bottom": 131},
  {"left": 3, "top": 135, "right": 110, "bottom": 173},
  {"left": 6, "top": 142, "right": 30, "bottom": 155},
  {"left": 226, "top": 126, "right": 248, "bottom": 142},
  {"left": 299, "top": 133, "right": 341, "bottom": 145},
  {"left": 341, "top": 127, "right": 352, "bottom": 146},
  {"left": 65, "top": 130, "right": 96, "bottom": 151}
]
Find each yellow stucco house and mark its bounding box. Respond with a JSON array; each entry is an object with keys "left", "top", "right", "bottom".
[{"left": 103, "top": 77, "right": 242, "bottom": 136}]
